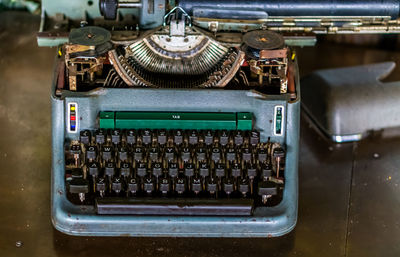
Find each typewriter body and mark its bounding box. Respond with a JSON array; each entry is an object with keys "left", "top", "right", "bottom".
[{"left": 37, "top": 0, "right": 400, "bottom": 237}]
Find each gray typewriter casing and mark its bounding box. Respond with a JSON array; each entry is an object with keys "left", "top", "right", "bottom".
[{"left": 51, "top": 62, "right": 300, "bottom": 237}]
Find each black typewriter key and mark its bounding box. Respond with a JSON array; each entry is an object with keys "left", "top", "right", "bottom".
[
  {"left": 159, "top": 177, "right": 171, "bottom": 194},
  {"left": 127, "top": 177, "right": 139, "bottom": 194},
  {"left": 174, "top": 176, "right": 187, "bottom": 194},
  {"left": 196, "top": 147, "right": 206, "bottom": 161},
  {"left": 111, "top": 177, "right": 123, "bottom": 194},
  {"left": 95, "top": 129, "right": 106, "bottom": 144},
  {"left": 71, "top": 168, "right": 84, "bottom": 179},
  {"left": 126, "top": 129, "right": 136, "bottom": 145},
  {"left": 257, "top": 148, "right": 267, "bottom": 162},
  {"left": 118, "top": 145, "right": 128, "bottom": 161},
  {"left": 246, "top": 162, "right": 257, "bottom": 179},
  {"left": 226, "top": 147, "right": 236, "bottom": 162},
  {"left": 206, "top": 176, "right": 218, "bottom": 194},
  {"left": 215, "top": 163, "right": 226, "bottom": 178},
  {"left": 181, "top": 147, "right": 191, "bottom": 162},
  {"left": 199, "top": 162, "right": 210, "bottom": 177},
  {"left": 173, "top": 130, "right": 183, "bottom": 145},
  {"left": 70, "top": 144, "right": 81, "bottom": 154},
  {"left": 165, "top": 147, "right": 175, "bottom": 161},
  {"left": 191, "top": 176, "right": 202, "bottom": 194},
  {"left": 152, "top": 162, "right": 163, "bottom": 177},
  {"left": 184, "top": 163, "right": 195, "bottom": 177},
  {"left": 239, "top": 178, "right": 250, "bottom": 196},
  {"left": 168, "top": 162, "right": 179, "bottom": 177},
  {"left": 234, "top": 131, "right": 244, "bottom": 146},
  {"left": 133, "top": 147, "right": 144, "bottom": 161},
  {"left": 88, "top": 162, "right": 100, "bottom": 177},
  {"left": 241, "top": 147, "right": 252, "bottom": 162},
  {"left": 149, "top": 147, "right": 159, "bottom": 161},
  {"left": 136, "top": 162, "right": 147, "bottom": 177},
  {"left": 222, "top": 177, "right": 235, "bottom": 195},
  {"left": 104, "top": 161, "right": 116, "bottom": 177},
  {"left": 95, "top": 177, "right": 107, "bottom": 197},
  {"left": 86, "top": 145, "right": 97, "bottom": 160},
  {"left": 258, "top": 181, "right": 278, "bottom": 204},
  {"left": 211, "top": 147, "right": 221, "bottom": 162},
  {"left": 143, "top": 176, "right": 155, "bottom": 194},
  {"left": 219, "top": 130, "right": 229, "bottom": 146},
  {"left": 101, "top": 145, "right": 113, "bottom": 161},
  {"left": 189, "top": 130, "right": 198, "bottom": 145},
  {"left": 231, "top": 162, "right": 241, "bottom": 178},
  {"left": 120, "top": 162, "right": 131, "bottom": 177},
  {"left": 250, "top": 131, "right": 260, "bottom": 145},
  {"left": 68, "top": 178, "right": 89, "bottom": 202},
  {"left": 80, "top": 130, "right": 91, "bottom": 145},
  {"left": 141, "top": 129, "right": 152, "bottom": 145},
  {"left": 261, "top": 163, "right": 272, "bottom": 179},
  {"left": 204, "top": 130, "right": 214, "bottom": 145},
  {"left": 157, "top": 129, "right": 167, "bottom": 145},
  {"left": 111, "top": 129, "right": 121, "bottom": 145}
]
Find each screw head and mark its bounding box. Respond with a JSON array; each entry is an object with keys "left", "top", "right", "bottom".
[{"left": 16, "top": 241, "right": 23, "bottom": 248}]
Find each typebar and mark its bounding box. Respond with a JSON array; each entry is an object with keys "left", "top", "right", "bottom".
[{"left": 96, "top": 198, "right": 254, "bottom": 216}]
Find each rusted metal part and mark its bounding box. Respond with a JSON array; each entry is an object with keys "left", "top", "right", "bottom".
[
  {"left": 260, "top": 48, "right": 288, "bottom": 59},
  {"left": 213, "top": 51, "right": 245, "bottom": 88},
  {"left": 56, "top": 58, "right": 66, "bottom": 90}
]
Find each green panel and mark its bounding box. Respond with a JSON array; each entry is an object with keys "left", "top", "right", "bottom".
[
  {"left": 99, "top": 112, "right": 115, "bottom": 129},
  {"left": 114, "top": 112, "right": 237, "bottom": 130},
  {"left": 237, "top": 112, "right": 253, "bottom": 130}
]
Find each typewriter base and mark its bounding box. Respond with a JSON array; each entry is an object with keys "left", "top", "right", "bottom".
[{"left": 51, "top": 73, "right": 300, "bottom": 238}]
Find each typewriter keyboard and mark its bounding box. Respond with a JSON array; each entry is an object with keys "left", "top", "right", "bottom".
[{"left": 65, "top": 129, "right": 285, "bottom": 216}]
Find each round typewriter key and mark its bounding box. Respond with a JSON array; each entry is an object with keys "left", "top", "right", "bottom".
[
  {"left": 250, "top": 131, "right": 260, "bottom": 145},
  {"left": 239, "top": 178, "right": 250, "bottom": 196},
  {"left": 184, "top": 163, "right": 195, "bottom": 177},
  {"left": 95, "top": 129, "right": 106, "bottom": 144},
  {"left": 173, "top": 130, "right": 183, "bottom": 145},
  {"left": 181, "top": 147, "right": 191, "bottom": 162},
  {"left": 159, "top": 177, "right": 171, "bottom": 194},
  {"left": 95, "top": 177, "right": 107, "bottom": 197},
  {"left": 104, "top": 161, "right": 116, "bottom": 177},
  {"left": 204, "top": 130, "right": 214, "bottom": 145},
  {"left": 211, "top": 147, "right": 221, "bottom": 162},
  {"left": 196, "top": 147, "right": 206, "bottom": 161},
  {"left": 226, "top": 147, "right": 236, "bottom": 162},
  {"left": 234, "top": 131, "right": 244, "bottom": 146},
  {"left": 168, "top": 162, "right": 179, "bottom": 177},
  {"left": 88, "top": 162, "right": 99, "bottom": 177},
  {"left": 126, "top": 129, "right": 136, "bottom": 145},
  {"left": 157, "top": 129, "right": 167, "bottom": 145},
  {"left": 118, "top": 145, "right": 128, "bottom": 161},
  {"left": 246, "top": 162, "right": 258, "bottom": 179},
  {"left": 165, "top": 147, "right": 175, "bottom": 161},
  {"left": 133, "top": 147, "right": 144, "bottom": 161},
  {"left": 136, "top": 162, "right": 147, "bottom": 177},
  {"left": 120, "top": 162, "right": 131, "bottom": 177},
  {"left": 101, "top": 145, "right": 113, "bottom": 161},
  {"left": 151, "top": 162, "right": 162, "bottom": 177},
  {"left": 231, "top": 162, "right": 241, "bottom": 178},
  {"left": 149, "top": 147, "right": 159, "bottom": 161},
  {"left": 215, "top": 163, "right": 226, "bottom": 177},
  {"left": 143, "top": 176, "right": 155, "bottom": 194},
  {"left": 174, "top": 176, "right": 187, "bottom": 194},
  {"left": 206, "top": 176, "right": 218, "bottom": 194},
  {"left": 128, "top": 177, "right": 139, "bottom": 194},
  {"left": 241, "top": 147, "right": 252, "bottom": 162},
  {"left": 199, "top": 162, "right": 210, "bottom": 177},
  {"left": 111, "top": 177, "right": 123, "bottom": 194},
  {"left": 189, "top": 130, "right": 198, "bottom": 145},
  {"left": 141, "top": 129, "right": 152, "bottom": 145},
  {"left": 80, "top": 130, "right": 91, "bottom": 145},
  {"left": 111, "top": 129, "right": 121, "bottom": 145},
  {"left": 86, "top": 145, "right": 97, "bottom": 160},
  {"left": 190, "top": 176, "right": 202, "bottom": 194},
  {"left": 257, "top": 148, "right": 267, "bottom": 162},
  {"left": 219, "top": 130, "right": 229, "bottom": 146},
  {"left": 222, "top": 177, "right": 235, "bottom": 195}
]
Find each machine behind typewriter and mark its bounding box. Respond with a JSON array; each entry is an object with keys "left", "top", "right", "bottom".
[{"left": 37, "top": 0, "right": 400, "bottom": 237}]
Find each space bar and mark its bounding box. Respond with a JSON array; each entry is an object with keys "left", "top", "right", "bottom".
[{"left": 95, "top": 198, "right": 254, "bottom": 216}]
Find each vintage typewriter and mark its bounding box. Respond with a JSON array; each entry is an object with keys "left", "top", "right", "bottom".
[{"left": 37, "top": 0, "right": 400, "bottom": 237}]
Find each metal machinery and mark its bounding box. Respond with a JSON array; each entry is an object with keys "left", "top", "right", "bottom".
[{"left": 37, "top": 0, "right": 400, "bottom": 237}]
